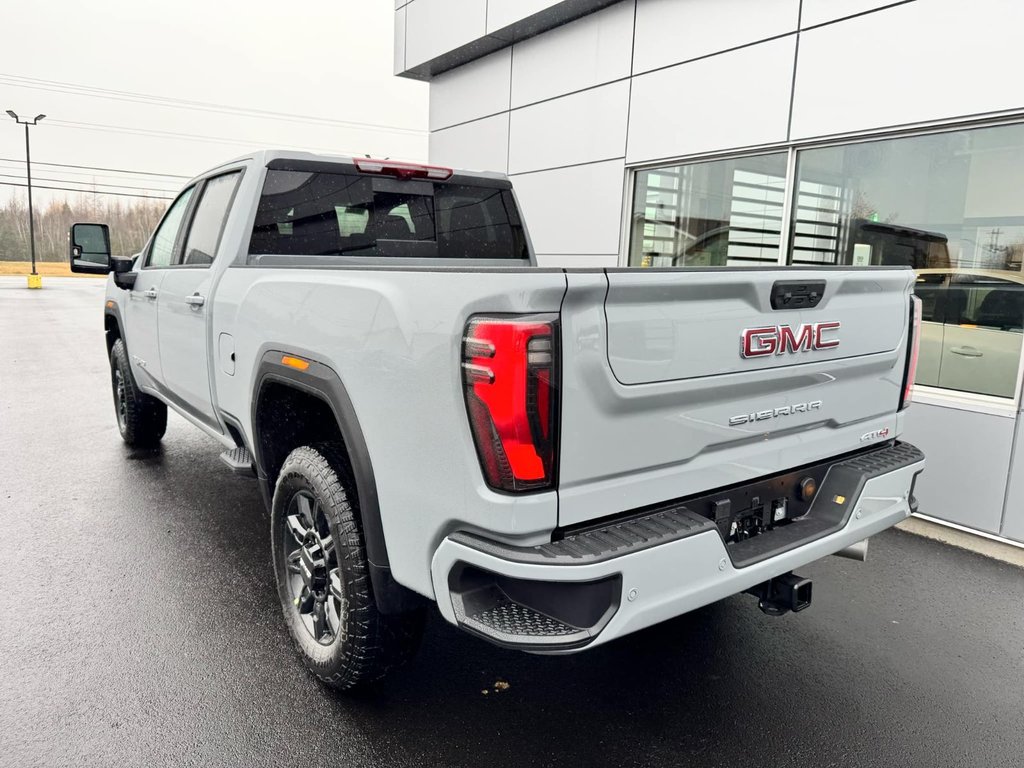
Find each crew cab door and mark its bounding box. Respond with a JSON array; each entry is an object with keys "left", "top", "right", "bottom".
[
  {"left": 156, "top": 171, "right": 241, "bottom": 427},
  {"left": 125, "top": 185, "right": 197, "bottom": 389}
]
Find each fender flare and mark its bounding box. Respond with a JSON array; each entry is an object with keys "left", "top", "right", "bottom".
[
  {"left": 251, "top": 351, "right": 420, "bottom": 613},
  {"left": 103, "top": 302, "right": 124, "bottom": 354}
]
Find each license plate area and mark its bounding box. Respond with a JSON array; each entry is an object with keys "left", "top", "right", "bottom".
[{"left": 683, "top": 458, "right": 836, "bottom": 544}]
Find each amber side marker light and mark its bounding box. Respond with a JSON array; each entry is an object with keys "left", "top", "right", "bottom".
[
  {"left": 105, "top": 300, "right": 115, "bottom": 309},
  {"left": 281, "top": 355, "right": 310, "bottom": 371},
  {"left": 799, "top": 477, "right": 818, "bottom": 502}
]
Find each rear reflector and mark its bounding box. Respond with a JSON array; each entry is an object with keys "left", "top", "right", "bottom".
[
  {"left": 462, "top": 314, "right": 559, "bottom": 493},
  {"left": 900, "top": 295, "right": 922, "bottom": 410},
  {"left": 354, "top": 157, "right": 453, "bottom": 181}
]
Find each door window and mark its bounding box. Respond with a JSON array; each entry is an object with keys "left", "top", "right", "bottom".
[
  {"left": 146, "top": 186, "right": 195, "bottom": 268},
  {"left": 180, "top": 172, "right": 242, "bottom": 266}
]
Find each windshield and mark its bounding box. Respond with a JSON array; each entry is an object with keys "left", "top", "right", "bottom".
[{"left": 248, "top": 169, "right": 529, "bottom": 260}]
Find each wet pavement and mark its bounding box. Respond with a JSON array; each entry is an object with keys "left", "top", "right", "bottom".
[{"left": 2, "top": 277, "right": 1022, "bottom": 768}]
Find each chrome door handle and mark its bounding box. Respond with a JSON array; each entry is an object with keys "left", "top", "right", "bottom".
[
  {"left": 949, "top": 346, "right": 982, "bottom": 357},
  {"left": 143, "top": 288, "right": 158, "bottom": 300},
  {"left": 184, "top": 293, "right": 206, "bottom": 307}
]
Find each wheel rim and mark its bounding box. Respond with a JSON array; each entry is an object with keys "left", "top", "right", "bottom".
[
  {"left": 283, "top": 490, "right": 343, "bottom": 645},
  {"left": 113, "top": 368, "right": 127, "bottom": 430}
]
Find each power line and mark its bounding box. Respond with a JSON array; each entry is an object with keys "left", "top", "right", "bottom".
[
  {"left": 0, "top": 161, "right": 184, "bottom": 184},
  {"left": 0, "top": 180, "right": 171, "bottom": 200},
  {"left": 0, "top": 157, "right": 190, "bottom": 179},
  {"left": 0, "top": 73, "right": 426, "bottom": 137},
  {"left": 0, "top": 171, "right": 178, "bottom": 194},
  {"left": 46, "top": 118, "right": 363, "bottom": 155}
]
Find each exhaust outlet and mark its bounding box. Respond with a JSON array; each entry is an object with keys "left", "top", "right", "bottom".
[{"left": 833, "top": 539, "right": 869, "bottom": 562}]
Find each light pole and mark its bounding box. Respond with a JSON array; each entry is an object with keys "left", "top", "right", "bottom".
[{"left": 5, "top": 110, "right": 46, "bottom": 288}]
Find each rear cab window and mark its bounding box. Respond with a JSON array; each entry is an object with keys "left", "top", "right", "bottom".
[{"left": 247, "top": 163, "right": 530, "bottom": 263}]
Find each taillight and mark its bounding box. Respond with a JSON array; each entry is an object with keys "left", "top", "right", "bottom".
[
  {"left": 900, "top": 295, "right": 922, "bottom": 410},
  {"left": 462, "top": 314, "right": 559, "bottom": 492},
  {"left": 354, "top": 157, "right": 453, "bottom": 181}
]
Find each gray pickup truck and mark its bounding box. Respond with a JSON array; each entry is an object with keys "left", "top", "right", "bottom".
[{"left": 71, "top": 150, "right": 925, "bottom": 690}]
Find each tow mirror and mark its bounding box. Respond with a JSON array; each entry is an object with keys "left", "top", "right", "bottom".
[{"left": 69, "top": 223, "right": 112, "bottom": 274}]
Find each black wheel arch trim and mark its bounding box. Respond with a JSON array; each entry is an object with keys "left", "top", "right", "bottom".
[
  {"left": 103, "top": 303, "right": 124, "bottom": 353},
  {"left": 251, "top": 350, "right": 423, "bottom": 613}
]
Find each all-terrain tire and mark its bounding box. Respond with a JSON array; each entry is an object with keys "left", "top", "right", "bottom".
[
  {"left": 109, "top": 337, "right": 167, "bottom": 448},
  {"left": 271, "top": 444, "right": 425, "bottom": 690}
]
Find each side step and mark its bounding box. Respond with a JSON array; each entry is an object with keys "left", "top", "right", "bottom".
[{"left": 220, "top": 446, "right": 255, "bottom": 476}]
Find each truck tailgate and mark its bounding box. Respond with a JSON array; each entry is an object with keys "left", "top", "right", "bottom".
[{"left": 557, "top": 268, "right": 915, "bottom": 527}]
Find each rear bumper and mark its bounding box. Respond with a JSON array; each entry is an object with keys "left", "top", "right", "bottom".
[{"left": 430, "top": 441, "right": 925, "bottom": 652}]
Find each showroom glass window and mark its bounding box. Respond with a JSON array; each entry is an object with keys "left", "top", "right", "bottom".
[
  {"left": 793, "top": 124, "right": 1024, "bottom": 398},
  {"left": 628, "top": 122, "right": 1024, "bottom": 400},
  {"left": 629, "top": 153, "right": 788, "bottom": 268}
]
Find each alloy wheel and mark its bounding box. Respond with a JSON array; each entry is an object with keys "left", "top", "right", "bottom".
[{"left": 283, "top": 490, "right": 343, "bottom": 645}]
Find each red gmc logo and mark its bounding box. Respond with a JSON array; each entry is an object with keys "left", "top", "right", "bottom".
[{"left": 740, "top": 322, "right": 841, "bottom": 358}]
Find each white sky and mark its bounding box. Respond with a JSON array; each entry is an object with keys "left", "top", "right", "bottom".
[{"left": 0, "top": 0, "right": 428, "bottom": 206}]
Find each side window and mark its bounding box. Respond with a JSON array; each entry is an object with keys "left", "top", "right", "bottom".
[
  {"left": 951, "top": 275, "right": 1024, "bottom": 332},
  {"left": 147, "top": 186, "right": 195, "bottom": 267},
  {"left": 914, "top": 273, "right": 947, "bottom": 323},
  {"left": 180, "top": 172, "right": 241, "bottom": 266}
]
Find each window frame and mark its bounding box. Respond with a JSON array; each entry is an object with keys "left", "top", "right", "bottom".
[
  {"left": 142, "top": 184, "right": 198, "bottom": 270},
  {"left": 622, "top": 114, "right": 1024, "bottom": 412},
  {"left": 174, "top": 169, "right": 244, "bottom": 269}
]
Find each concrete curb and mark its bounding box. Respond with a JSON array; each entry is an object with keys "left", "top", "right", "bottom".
[{"left": 897, "top": 516, "right": 1024, "bottom": 569}]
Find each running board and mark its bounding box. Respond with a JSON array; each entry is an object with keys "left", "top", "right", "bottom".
[{"left": 219, "top": 447, "right": 255, "bottom": 476}]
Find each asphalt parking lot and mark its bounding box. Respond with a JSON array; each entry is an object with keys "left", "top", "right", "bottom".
[{"left": 2, "top": 276, "right": 1023, "bottom": 768}]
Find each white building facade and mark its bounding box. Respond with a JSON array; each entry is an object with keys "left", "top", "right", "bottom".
[{"left": 395, "top": 0, "right": 1024, "bottom": 544}]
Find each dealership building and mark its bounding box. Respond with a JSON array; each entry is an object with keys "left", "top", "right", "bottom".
[{"left": 394, "top": 0, "right": 1024, "bottom": 544}]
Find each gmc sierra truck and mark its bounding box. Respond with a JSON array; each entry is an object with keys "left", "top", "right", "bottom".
[{"left": 70, "top": 150, "right": 925, "bottom": 690}]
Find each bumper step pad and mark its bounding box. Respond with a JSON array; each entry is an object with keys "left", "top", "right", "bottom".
[{"left": 469, "top": 596, "right": 580, "bottom": 638}]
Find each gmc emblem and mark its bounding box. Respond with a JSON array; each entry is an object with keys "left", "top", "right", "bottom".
[{"left": 740, "top": 322, "right": 841, "bottom": 358}]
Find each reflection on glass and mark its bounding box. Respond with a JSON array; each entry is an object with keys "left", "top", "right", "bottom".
[
  {"left": 629, "top": 153, "right": 787, "bottom": 267},
  {"left": 793, "top": 123, "right": 1024, "bottom": 399}
]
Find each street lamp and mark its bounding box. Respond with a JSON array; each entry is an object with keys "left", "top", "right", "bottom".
[{"left": 6, "top": 110, "right": 46, "bottom": 288}]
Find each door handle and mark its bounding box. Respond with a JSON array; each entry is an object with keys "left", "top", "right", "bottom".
[
  {"left": 184, "top": 293, "right": 206, "bottom": 308},
  {"left": 949, "top": 345, "right": 983, "bottom": 357},
  {"left": 143, "top": 288, "right": 158, "bottom": 300}
]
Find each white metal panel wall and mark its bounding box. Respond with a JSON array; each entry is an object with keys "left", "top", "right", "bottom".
[
  {"left": 512, "top": 159, "right": 626, "bottom": 260},
  {"left": 510, "top": 2, "right": 634, "bottom": 107},
  {"left": 799, "top": 0, "right": 903, "bottom": 27},
  {"left": 487, "top": 0, "right": 564, "bottom": 31},
  {"left": 791, "top": 0, "right": 1024, "bottom": 140},
  {"left": 509, "top": 81, "right": 629, "bottom": 174},
  {"left": 406, "top": 0, "right": 488, "bottom": 69},
  {"left": 429, "top": 113, "right": 510, "bottom": 172},
  {"left": 430, "top": 48, "right": 511, "bottom": 130},
  {"left": 903, "top": 403, "right": 1016, "bottom": 535},
  {"left": 999, "top": 415, "right": 1024, "bottom": 542},
  {"left": 626, "top": 37, "right": 796, "bottom": 164},
  {"left": 632, "top": 0, "right": 799, "bottom": 74},
  {"left": 394, "top": 5, "right": 407, "bottom": 73}
]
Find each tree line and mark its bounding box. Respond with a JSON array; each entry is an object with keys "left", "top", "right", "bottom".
[{"left": 0, "top": 194, "right": 167, "bottom": 262}]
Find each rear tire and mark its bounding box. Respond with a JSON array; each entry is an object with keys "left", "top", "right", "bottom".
[
  {"left": 271, "top": 444, "right": 424, "bottom": 690},
  {"left": 109, "top": 337, "right": 167, "bottom": 447}
]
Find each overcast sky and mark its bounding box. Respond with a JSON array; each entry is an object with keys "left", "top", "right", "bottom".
[{"left": 0, "top": 0, "right": 428, "bottom": 206}]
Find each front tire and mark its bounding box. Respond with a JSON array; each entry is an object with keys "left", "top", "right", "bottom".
[
  {"left": 109, "top": 337, "right": 167, "bottom": 447},
  {"left": 271, "top": 445, "right": 424, "bottom": 690}
]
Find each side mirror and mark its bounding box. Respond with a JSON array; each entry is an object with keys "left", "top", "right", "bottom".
[
  {"left": 69, "top": 223, "right": 112, "bottom": 274},
  {"left": 111, "top": 256, "right": 137, "bottom": 290}
]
